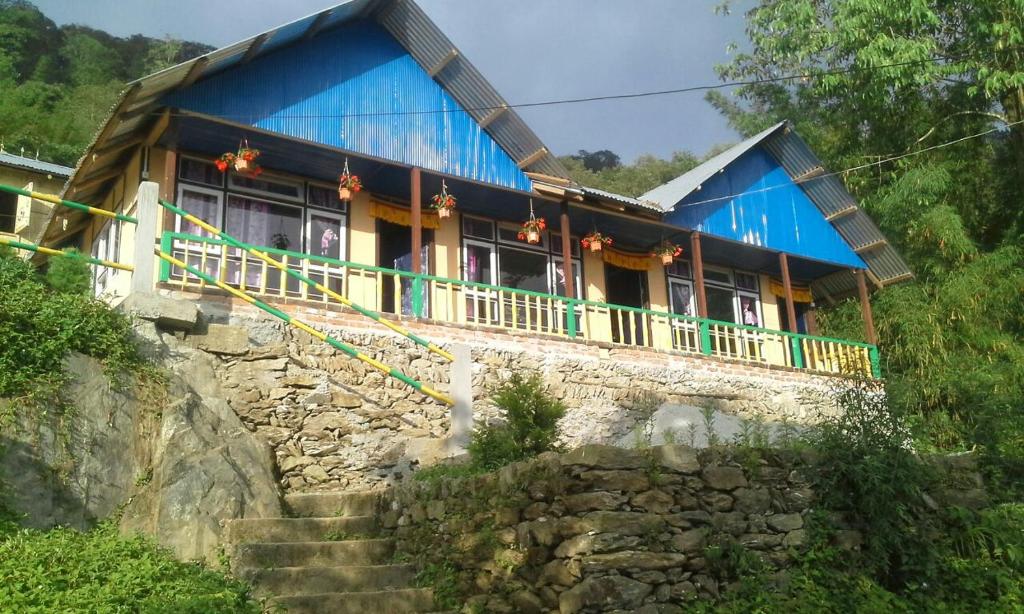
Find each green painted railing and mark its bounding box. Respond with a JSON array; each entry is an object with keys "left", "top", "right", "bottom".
[{"left": 160, "top": 231, "right": 881, "bottom": 379}]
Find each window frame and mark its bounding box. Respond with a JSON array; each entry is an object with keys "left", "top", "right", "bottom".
[{"left": 228, "top": 171, "right": 304, "bottom": 204}]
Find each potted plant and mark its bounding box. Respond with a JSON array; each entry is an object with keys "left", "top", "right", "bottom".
[
  {"left": 214, "top": 152, "right": 235, "bottom": 173},
  {"left": 653, "top": 241, "right": 684, "bottom": 265},
  {"left": 581, "top": 231, "right": 613, "bottom": 253},
  {"left": 338, "top": 172, "right": 362, "bottom": 201},
  {"left": 234, "top": 146, "right": 261, "bottom": 174},
  {"left": 517, "top": 217, "right": 547, "bottom": 244},
  {"left": 431, "top": 181, "right": 457, "bottom": 219}
]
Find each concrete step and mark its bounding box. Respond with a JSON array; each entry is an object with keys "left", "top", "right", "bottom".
[
  {"left": 266, "top": 588, "right": 435, "bottom": 614},
  {"left": 285, "top": 491, "right": 381, "bottom": 518},
  {"left": 231, "top": 539, "right": 395, "bottom": 569},
  {"left": 224, "top": 516, "right": 377, "bottom": 544},
  {"left": 242, "top": 564, "right": 417, "bottom": 597}
]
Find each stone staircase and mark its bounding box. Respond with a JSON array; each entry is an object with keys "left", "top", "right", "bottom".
[{"left": 224, "top": 491, "right": 437, "bottom": 613}]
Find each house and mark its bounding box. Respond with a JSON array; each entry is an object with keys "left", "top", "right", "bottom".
[
  {"left": 0, "top": 149, "right": 73, "bottom": 250},
  {"left": 39, "top": 0, "right": 910, "bottom": 382}
]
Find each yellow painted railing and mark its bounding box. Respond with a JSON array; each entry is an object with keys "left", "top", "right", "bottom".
[{"left": 161, "top": 232, "right": 881, "bottom": 378}]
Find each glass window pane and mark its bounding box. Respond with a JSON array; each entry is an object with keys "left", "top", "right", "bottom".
[
  {"left": 669, "top": 281, "right": 694, "bottom": 316},
  {"left": 550, "top": 234, "right": 581, "bottom": 258},
  {"left": 179, "top": 158, "right": 222, "bottom": 187},
  {"left": 178, "top": 189, "right": 221, "bottom": 237},
  {"left": 704, "top": 267, "right": 733, "bottom": 286},
  {"left": 667, "top": 260, "right": 691, "bottom": 278},
  {"left": 229, "top": 174, "right": 303, "bottom": 202},
  {"left": 552, "top": 259, "right": 580, "bottom": 297},
  {"left": 706, "top": 286, "right": 736, "bottom": 323},
  {"left": 499, "top": 247, "right": 548, "bottom": 292},
  {"left": 738, "top": 294, "right": 760, "bottom": 326},
  {"left": 308, "top": 185, "right": 346, "bottom": 212},
  {"left": 464, "top": 243, "right": 493, "bottom": 284},
  {"left": 463, "top": 216, "right": 494, "bottom": 240},
  {"left": 308, "top": 212, "right": 344, "bottom": 260},
  {"left": 226, "top": 195, "right": 303, "bottom": 252},
  {"left": 736, "top": 271, "right": 758, "bottom": 291}
]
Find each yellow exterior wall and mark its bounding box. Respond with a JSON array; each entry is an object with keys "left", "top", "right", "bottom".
[
  {"left": 346, "top": 191, "right": 380, "bottom": 310},
  {"left": 0, "top": 163, "right": 67, "bottom": 248},
  {"left": 433, "top": 210, "right": 459, "bottom": 279},
  {"left": 646, "top": 260, "right": 673, "bottom": 350},
  {"left": 759, "top": 273, "right": 781, "bottom": 330},
  {"left": 581, "top": 250, "right": 611, "bottom": 341}
]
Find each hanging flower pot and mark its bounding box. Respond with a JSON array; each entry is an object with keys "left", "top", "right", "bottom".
[
  {"left": 431, "top": 181, "right": 457, "bottom": 221},
  {"left": 517, "top": 216, "right": 546, "bottom": 245},
  {"left": 235, "top": 147, "right": 261, "bottom": 174},
  {"left": 581, "top": 231, "right": 613, "bottom": 253},
  {"left": 652, "top": 241, "right": 684, "bottom": 266},
  {"left": 214, "top": 152, "right": 235, "bottom": 173},
  {"left": 338, "top": 172, "right": 362, "bottom": 201}
]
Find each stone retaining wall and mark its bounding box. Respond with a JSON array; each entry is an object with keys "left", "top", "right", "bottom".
[{"left": 151, "top": 292, "right": 845, "bottom": 492}]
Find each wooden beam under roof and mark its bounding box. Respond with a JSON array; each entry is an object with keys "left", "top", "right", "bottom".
[
  {"left": 45, "top": 217, "right": 92, "bottom": 246},
  {"left": 882, "top": 272, "right": 914, "bottom": 285},
  {"left": 177, "top": 57, "right": 209, "bottom": 90},
  {"left": 479, "top": 105, "right": 508, "bottom": 128},
  {"left": 240, "top": 33, "right": 270, "bottom": 64},
  {"left": 517, "top": 147, "right": 548, "bottom": 169},
  {"left": 93, "top": 133, "right": 146, "bottom": 158},
  {"left": 303, "top": 9, "right": 333, "bottom": 40},
  {"left": 428, "top": 49, "right": 459, "bottom": 77},
  {"left": 854, "top": 238, "right": 888, "bottom": 254},
  {"left": 826, "top": 204, "right": 859, "bottom": 221},
  {"left": 793, "top": 165, "right": 825, "bottom": 183},
  {"left": 72, "top": 167, "right": 124, "bottom": 194},
  {"left": 144, "top": 109, "right": 171, "bottom": 146}
]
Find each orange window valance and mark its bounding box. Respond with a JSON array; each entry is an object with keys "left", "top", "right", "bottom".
[
  {"left": 368, "top": 201, "right": 440, "bottom": 230},
  {"left": 769, "top": 278, "right": 813, "bottom": 303},
  {"left": 602, "top": 247, "right": 652, "bottom": 272}
]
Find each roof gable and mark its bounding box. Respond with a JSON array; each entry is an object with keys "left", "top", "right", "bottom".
[
  {"left": 162, "top": 20, "right": 532, "bottom": 191},
  {"left": 665, "top": 147, "right": 866, "bottom": 270}
]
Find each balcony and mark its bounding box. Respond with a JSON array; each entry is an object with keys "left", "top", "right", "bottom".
[{"left": 160, "top": 232, "right": 880, "bottom": 379}]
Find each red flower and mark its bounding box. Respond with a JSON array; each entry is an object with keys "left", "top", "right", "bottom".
[{"left": 215, "top": 159, "right": 228, "bottom": 172}]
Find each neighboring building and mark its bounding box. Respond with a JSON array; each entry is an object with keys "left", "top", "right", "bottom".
[
  {"left": 39, "top": 0, "right": 910, "bottom": 380},
  {"left": 0, "top": 150, "right": 72, "bottom": 249}
]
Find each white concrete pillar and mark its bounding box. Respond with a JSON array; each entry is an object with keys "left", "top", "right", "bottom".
[
  {"left": 449, "top": 343, "right": 474, "bottom": 447},
  {"left": 130, "top": 181, "right": 159, "bottom": 294}
]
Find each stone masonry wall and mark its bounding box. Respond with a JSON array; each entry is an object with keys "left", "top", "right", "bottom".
[
  {"left": 159, "top": 291, "right": 844, "bottom": 493},
  {"left": 381, "top": 444, "right": 985, "bottom": 614}
]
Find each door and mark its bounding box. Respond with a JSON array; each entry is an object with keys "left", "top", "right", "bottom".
[{"left": 604, "top": 263, "right": 649, "bottom": 346}]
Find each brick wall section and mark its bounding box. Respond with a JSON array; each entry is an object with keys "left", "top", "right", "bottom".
[{"left": 160, "top": 288, "right": 844, "bottom": 492}]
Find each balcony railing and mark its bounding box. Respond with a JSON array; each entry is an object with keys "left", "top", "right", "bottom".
[{"left": 160, "top": 232, "right": 881, "bottom": 378}]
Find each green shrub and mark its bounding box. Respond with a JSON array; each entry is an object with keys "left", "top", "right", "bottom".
[
  {"left": 467, "top": 372, "right": 566, "bottom": 470},
  {"left": 0, "top": 248, "right": 146, "bottom": 404},
  {"left": 0, "top": 523, "right": 259, "bottom": 613},
  {"left": 44, "top": 248, "right": 92, "bottom": 295}
]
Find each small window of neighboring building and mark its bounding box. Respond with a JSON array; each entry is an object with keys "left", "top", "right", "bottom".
[
  {"left": 179, "top": 157, "right": 223, "bottom": 187},
  {"left": 0, "top": 190, "right": 16, "bottom": 233}
]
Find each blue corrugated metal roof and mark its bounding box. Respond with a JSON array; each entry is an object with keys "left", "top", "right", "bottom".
[
  {"left": 163, "top": 21, "right": 532, "bottom": 192},
  {"left": 640, "top": 122, "right": 786, "bottom": 210},
  {"left": 666, "top": 147, "right": 866, "bottom": 270},
  {"left": 0, "top": 151, "right": 73, "bottom": 177}
]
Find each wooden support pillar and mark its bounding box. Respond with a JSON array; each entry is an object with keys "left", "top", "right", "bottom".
[
  {"left": 691, "top": 232, "right": 707, "bottom": 317},
  {"left": 780, "top": 253, "right": 798, "bottom": 332},
  {"left": 410, "top": 167, "right": 422, "bottom": 274},
  {"left": 856, "top": 269, "right": 877, "bottom": 345},
  {"left": 806, "top": 303, "right": 819, "bottom": 335},
  {"left": 560, "top": 200, "right": 574, "bottom": 298}
]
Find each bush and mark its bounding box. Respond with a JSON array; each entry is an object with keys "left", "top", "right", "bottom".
[
  {"left": 467, "top": 372, "right": 566, "bottom": 470},
  {"left": 44, "top": 248, "right": 92, "bottom": 295},
  {"left": 0, "top": 523, "right": 258, "bottom": 613},
  {"left": 0, "top": 248, "right": 145, "bottom": 403}
]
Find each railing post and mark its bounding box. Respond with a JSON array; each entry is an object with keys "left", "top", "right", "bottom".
[
  {"left": 790, "top": 335, "right": 804, "bottom": 369},
  {"left": 699, "top": 320, "right": 712, "bottom": 355},
  {"left": 566, "top": 299, "right": 577, "bottom": 338},
  {"left": 411, "top": 275, "right": 424, "bottom": 318},
  {"left": 130, "top": 181, "right": 159, "bottom": 294},
  {"left": 869, "top": 345, "right": 881, "bottom": 379}
]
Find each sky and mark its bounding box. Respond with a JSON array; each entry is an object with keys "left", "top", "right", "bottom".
[{"left": 31, "top": 0, "right": 753, "bottom": 163}]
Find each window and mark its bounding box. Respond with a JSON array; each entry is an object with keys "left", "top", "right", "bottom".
[
  {"left": 550, "top": 233, "right": 581, "bottom": 258},
  {"left": 228, "top": 172, "right": 303, "bottom": 202},
  {"left": 706, "top": 286, "right": 735, "bottom": 323},
  {"left": 179, "top": 157, "right": 223, "bottom": 187},
  {"left": 498, "top": 247, "right": 548, "bottom": 293},
  {"left": 463, "top": 215, "right": 494, "bottom": 240},
  {"left": 737, "top": 293, "right": 761, "bottom": 327},
  {"left": 666, "top": 259, "right": 691, "bottom": 279},
  {"left": 307, "top": 184, "right": 346, "bottom": 212},
  {"left": 668, "top": 279, "right": 695, "bottom": 317},
  {"left": 0, "top": 190, "right": 16, "bottom": 232},
  {"left": 306, "top": 209, "right": 345, "bottom": 260},
  {"left": 704, "top": 266, "right": 733, "bottom": 286},
  {"left": 498, "top": 222, "right": 547, "bottom": 249},
  {"left": 736, "top": 271, "right": 758, "bottom": 292},
  {"left": 176, "top": 184, "right": 223, "bottom": 238},
  {"left": 225, "top": 195, "right": 303, "bottom": 252}
]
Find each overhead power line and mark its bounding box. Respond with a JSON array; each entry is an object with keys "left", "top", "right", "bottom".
[
  {"left": 672, "top": 118, "right": 1024, "bottom": 211},
  {"left": 158, "top": 50, "right": 983, "bottom": 121}
]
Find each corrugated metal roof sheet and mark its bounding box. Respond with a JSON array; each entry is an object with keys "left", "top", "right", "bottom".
[
  {"left": 639, "top": 121, "right": 787, "bottom": 210},
  {"left": 578, "top": 185, "right": 661, "bottom": 213},
  {"left": 0, "top": 152, "right": 73, "bottom": 177},
  {"left": 60, "top": 0, "right": 568, "bottom": 209}
]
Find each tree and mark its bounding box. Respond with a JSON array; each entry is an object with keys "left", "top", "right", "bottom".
[
  {"left": 571, "top": 149, "right": 622, "bottom": 172},
  {"left": 558, "top": 150, "right": 700, "bottom": 197}
]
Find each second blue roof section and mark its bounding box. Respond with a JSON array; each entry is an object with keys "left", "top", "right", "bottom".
[
  {"left": 163, "top": 20, "right": 533, "bottom": 192},
  {"left": 665, "top": 147, "right": 866, "bottom": 269}
]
